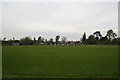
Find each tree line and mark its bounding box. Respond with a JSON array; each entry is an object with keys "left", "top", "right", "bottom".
[
  {"left": 81, "top": 29, "right": 119, "bottom": 45},
  {"left": 1, "top": 29, "right": 120, "bottom": 45}
]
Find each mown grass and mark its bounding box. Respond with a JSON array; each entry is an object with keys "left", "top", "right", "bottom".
[{"left": 2, "top": 45, "right": 118, "bottom": 78}]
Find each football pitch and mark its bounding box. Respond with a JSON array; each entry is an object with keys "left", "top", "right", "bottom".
[{"left": 2, "top": 45, "right": 118, "bottom": 78}]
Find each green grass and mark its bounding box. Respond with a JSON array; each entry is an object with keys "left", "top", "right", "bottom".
[{"left": 2, "top": 45, "right": 118, "bottom": 78}]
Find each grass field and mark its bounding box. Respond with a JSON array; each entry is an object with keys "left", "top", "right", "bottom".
[{"left": 2, "top": 45, "right": 118, "bottom": 78}]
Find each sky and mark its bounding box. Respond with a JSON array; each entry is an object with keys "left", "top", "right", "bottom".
[{"left": 1, "top": 1, "right": 118, "bottom": 41}]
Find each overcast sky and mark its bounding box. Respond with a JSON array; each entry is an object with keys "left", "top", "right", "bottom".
[{"left": 2, "top": 2, "right": 118, "bottom": 41}]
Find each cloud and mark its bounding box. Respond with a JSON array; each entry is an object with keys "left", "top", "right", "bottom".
[
  {"left": 2, "top": 2, "right": 118, "bottom": 40},
  {"left": 19, "top": 22, "right": 76, "bottom": 33},
  {"left": 1, "top": 0, "right": 119, "bottom": 2}
]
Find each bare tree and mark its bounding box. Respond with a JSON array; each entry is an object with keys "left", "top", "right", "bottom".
[
  {"left": 41, "top": 37, "right": 45, "bottom": 42},
  {"left": 20, "top": 36, "right": 32, "bottom": 45},
  {"left": 61, "top": 36, "right": 67, "bottom": 44}
]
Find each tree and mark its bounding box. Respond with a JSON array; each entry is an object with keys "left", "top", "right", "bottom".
[
  {"left": 41, "top": 37, "right": 45, "bottom": 42},
  {"left": 33, "top": 37, "right": 36, "bottom": 44},
  {"left": 20, "top": 36, "right": 32, "bottom": 45},
  {"left": 81, "top": 32, "right": 86, "bottom": 44},
  {"left": 3, "top": 38, "right": 6, "bottom": 41},
  {"left": 112, "top": 38, "right": 119, "bottom": 44},
  {"left": 2, "top": 38, "right": 7, "bottom": 45},
  {"left": 61, "top": 36, "right": 67, "bottom": 44},
  {"left": 13, "top": 38, "right": 15, "bottom": 41},
  {"left": 112, "top": 33, "right": 117, "bottom": 39},
  {"left": 33, "top": 37, "right": 36, "bottom": 41},
  {"left": 99, "top": 36, "right": 109, "bottom": 44},
  {"left": 38, "top": 36, "right": 41, "bottom": 42},
  {"left": 45, "top": 39, "right": 47, "bottom": 42},
  {"left": 93, "top": 31, "right": 102, "bottom": 40},
  {"left": 87, "top": 35, "right": 95, "bottom": 44},
  {"left": 106, "top": 29, "right": 117, "bottom": 41},
  {"left": 48, "top": 38, "right": 54, "bottom": 45},
  {"left": 55, "top": 35, "right": 60, "bottom": 45}
]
